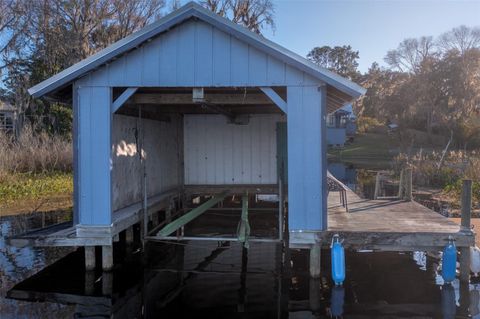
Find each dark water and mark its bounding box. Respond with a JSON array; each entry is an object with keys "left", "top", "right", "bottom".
[
  {"left": 1, "top": 231, "right": 480, "bottom": 318},
  {"left": 1, "top": 164, "right": 479, "bottom": 318}
]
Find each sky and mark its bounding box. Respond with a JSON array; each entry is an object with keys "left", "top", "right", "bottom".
[{"left": 264, "top": 0, "right": 480, "bottom": 73}]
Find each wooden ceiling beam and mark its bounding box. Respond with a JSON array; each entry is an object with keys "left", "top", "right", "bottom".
[{"left": 129, "top": 93, "right": 273, "bottom": 105}]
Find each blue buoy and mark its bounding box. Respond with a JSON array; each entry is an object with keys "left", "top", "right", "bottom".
[
  {"left": 441, "top": 237, "right": 457, "bottom": 283},
  {"left": 331, "top": 234, "right": 345, "bottom": 286}
]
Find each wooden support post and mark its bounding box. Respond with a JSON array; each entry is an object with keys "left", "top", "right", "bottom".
[
  {"left": 459, "top": 247, "right": 471, "bottom": 283},
  {"left": 374, "top": 172, "right": 381, "bottom": 200},
  {"left": 309, "top": 278, "right": 322, "bottom": 313},
  {"left": 397, "top": 169, "right": 404, "bottom": 199},
  {"left": 102, "top": 271, "right": 113, "bottom": 296},
  {"left": 458, "top": 274, "right": 471, "bottom": 317},
  {"left": 309, "top": 243, "right": 321, "bottom": 278},
  {"left": 153, "top": 211, "right": 160, "bottom": 226},
  {"left": 84, "top": 271, "right": 95, "bottom": 295},
  {"left": 102, "top": 245, "right": 113, "bottom": 271},
  {"left": 404, "top": 168, "right": 412, "bottom": 201},
  {"left": 85, "top": 246, "right": 96, "bottom": 271},
  {"left": 165, "top": 208, "right": 172, "bottom": 223},
  {"left": 461, "top": 179, "right": 472, "bottom": 232},
  {"left": 125, "top": 226, "right": 134, "bottom": 245}
]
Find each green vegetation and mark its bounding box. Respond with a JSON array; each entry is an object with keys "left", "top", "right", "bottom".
[
  {"left": 0, "top": 172, "right": 72, "bottom": 203},
  {"left": 0, "top": 172, "right": 73, "bottom": 216},
  {"left": 444, "top": 179, "right": 480, "bottom": 207}
]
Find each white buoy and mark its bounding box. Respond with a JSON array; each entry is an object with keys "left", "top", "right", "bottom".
[{"left": 471, "top": 246, "right": 480, "bottom": 276}]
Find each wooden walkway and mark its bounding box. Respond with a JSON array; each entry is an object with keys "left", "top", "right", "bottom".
[
  {"left": 323, "top": 189, "right": 475, "bottom": 251},
  {"left": 8, "top": 189, "right": 179, "bottom": 247}
]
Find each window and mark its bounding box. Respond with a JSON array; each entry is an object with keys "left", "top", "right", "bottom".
[{"left": 327, "top": 114, "right": 335, "bottom": 127}]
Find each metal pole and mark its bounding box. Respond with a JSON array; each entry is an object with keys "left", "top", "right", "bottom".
[
  {"left": 278, "top": 164, "right": 284, "bottom": 241},
  {"left": 139, "top": 105, "right": 148, "bottom": 240}
]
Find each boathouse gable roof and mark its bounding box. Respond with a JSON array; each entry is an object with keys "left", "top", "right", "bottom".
[{"left": 28, "top": 1, "right": 365, "bottom": 106}]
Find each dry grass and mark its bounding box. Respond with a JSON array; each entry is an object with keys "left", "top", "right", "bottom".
[
  {"left": 394, "top": 150, "right": 480, "bottom": 209},
  {"left": 0, "top": 125, "right": 72, "bottom": 180}
]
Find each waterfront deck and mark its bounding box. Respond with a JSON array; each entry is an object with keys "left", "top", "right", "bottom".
[
  {"left": 9, "top": 184, "right": 476, "bottom": 252},
  {"left": 319, "top": 189, "right": 476, "bottom": 251}
]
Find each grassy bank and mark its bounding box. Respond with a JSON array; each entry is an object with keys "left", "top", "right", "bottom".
[
  {"left": 0, "top": 127, "right": 73, "bottom": 216},
  {"left": 0, "top": 172, "right": 73, "bottom": 216},
  {"left": 328, "top": 133, "right": 398, "bottom": 169}
]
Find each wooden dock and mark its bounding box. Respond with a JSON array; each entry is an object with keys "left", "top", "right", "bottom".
[
  {"left": 9, "top": 182, "right": 476, "bottom": 254},
  {"left": 320, "top": 189, "right": 475, "bottom": 251},
  {"left": 8, "top": 189, "right": 179, "bottom": 248}
]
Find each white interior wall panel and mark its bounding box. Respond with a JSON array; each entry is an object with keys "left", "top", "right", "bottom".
[
  {"left": 111, "top": 114, "right": 182, "bottom": 211},
  {"left": 184, "top": 114, "right": 283, "bottom": 185}
]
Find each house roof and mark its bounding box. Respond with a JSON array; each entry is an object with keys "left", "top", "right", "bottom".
[
  {"left": 28, "top": 1, "right": 366, "bottom": 101},
  {"left": 0, "top": 101, "right": 15, "bottom": 112}
]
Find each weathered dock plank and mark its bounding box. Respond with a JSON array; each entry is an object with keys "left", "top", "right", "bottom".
[{"left": 323, "top": 190, "right": 475, "bottom": 251}]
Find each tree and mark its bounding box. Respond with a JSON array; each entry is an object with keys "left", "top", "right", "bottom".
[
  {"left": 0, "top": 1, "right": 31, "bottom": 66},
  {"left": 438, "top": 25, "right": 480, "bottom": 55},
  {"left": 200, "top": 0, "right": 275, "bottom": 34},
  {"left": 306, "top": 45, "right": 360, "bottom": 80},
  {"left": 384, "top": 36, "right": 436, "bottom": 73},
  {"left": 2, "top": 0, "right": 166, "bottom": 134}
]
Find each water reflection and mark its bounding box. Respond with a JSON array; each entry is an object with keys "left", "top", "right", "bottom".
[
  {"left": 2, "top": 178, "right": 480, "bottom": 318},
  {"left": 2, "top": 234, "right": 480, "bottom": 318}
]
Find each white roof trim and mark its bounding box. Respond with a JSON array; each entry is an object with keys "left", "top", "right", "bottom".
[{"left": 28, "top": 1, "right": 366, "bottom": 99}]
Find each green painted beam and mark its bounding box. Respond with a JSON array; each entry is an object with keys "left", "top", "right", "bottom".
[
  {"left": 238, "top": 194, "right": 251, "bottom": 248},
  {"left": 157, "top": 191, "right": 229, "bottom": 237}
]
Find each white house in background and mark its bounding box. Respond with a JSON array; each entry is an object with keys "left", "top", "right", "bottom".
[
  {"left": 0, "top": 101, "right": 18, "bottom": 134},
  {"left": 326, "top": 104, "right": 356, "bottom": 147}
]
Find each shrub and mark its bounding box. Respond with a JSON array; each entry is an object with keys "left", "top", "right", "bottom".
[{"left": 357, "top": 116, "right": 383, "bottom": 133}]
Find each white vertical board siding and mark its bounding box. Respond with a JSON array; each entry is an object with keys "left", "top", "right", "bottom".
[
  {"left": 184, "top": 114, "right": 282, "bottom": 185},
  {"left": 287, "top": 85, "right": 327, "bottom": 231},
  {"left": 77, "top": 86, "right": 112, "bottom": 225},
  {"left": 111, "top": 114, "right": 182, "bottom": 211},
  {"left": 77, "top": 20, "right": 319, "bottom": 88}
]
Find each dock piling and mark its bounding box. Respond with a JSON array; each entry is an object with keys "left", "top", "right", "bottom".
[
  {"left": 84, "top": 246, "right": 96, "bottom": 271},
  {"left": 460, "top": 180, "right": 473, "bottom": 283},
  {"left": 374, "top": 172, "right": 381, "bottom": 200},
  {"left": 460, "top": 179, "right": 472, "bottom": 232},
  {"left": 309, "top": 243, "right": 321, "bottom": 278},
  {"left": 102, "top": 271, "right": 113, "bottom": 296},
  {"left": 397, "top": 169, "right": 404, "bottom": 198},
  {"left": 102, "top": 245, "right": 113, "bottom": 271},
  {"left": 125, "top": 226, "right": 134, "bottom": 245},
  {"left": 404, "top": 168, "right": 412, "bottom": 201},
  {"left": 84, "top": 271, "right": 95, "bottom": 295},
  {"left": 459, "top": 247, "right": 471, "bottom": 283}
]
